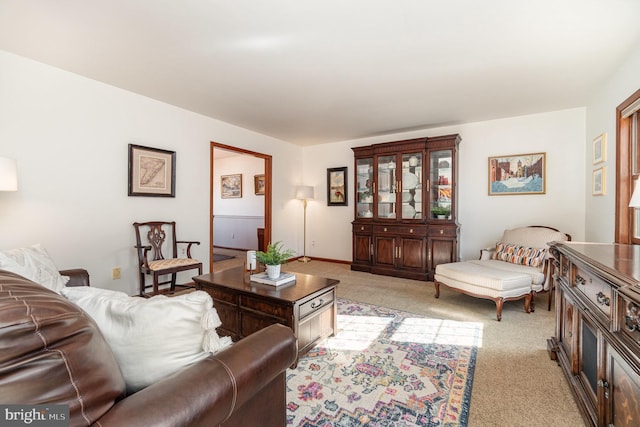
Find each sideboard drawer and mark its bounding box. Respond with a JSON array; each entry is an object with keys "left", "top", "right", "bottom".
[
  {"left": 300, "top": 289, "right": 335, "bottom": 320},
  {"left": 573, "top": 266, "right": 612, "bottom": 318}
]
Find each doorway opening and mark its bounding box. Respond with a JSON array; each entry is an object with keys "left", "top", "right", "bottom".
[{"left": 210, "top": 142, "right": 272, "bottom": 272}]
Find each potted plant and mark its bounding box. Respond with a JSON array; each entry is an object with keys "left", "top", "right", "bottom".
[
  {"left": 256, "top": 241, "right": 296, "bottom": 279},
  {"left": 432, "top": 206, "right": 451, "bottom": 219}
]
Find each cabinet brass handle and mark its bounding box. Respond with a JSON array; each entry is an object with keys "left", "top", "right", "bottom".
[{"left": 596, "top": 291, "right": 610, "bottom": 307}]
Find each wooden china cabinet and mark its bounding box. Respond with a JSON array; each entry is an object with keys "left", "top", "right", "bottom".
[
  {"left": 351, "top": 134, "right": 460, "bottom": 281},
  {"left": 548, "top": 242, "right": 640, "bottom": 427}
]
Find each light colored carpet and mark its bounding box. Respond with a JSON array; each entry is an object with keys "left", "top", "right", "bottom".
[{"left": 212, "top": 254, "right": 587, "bottom": 427}]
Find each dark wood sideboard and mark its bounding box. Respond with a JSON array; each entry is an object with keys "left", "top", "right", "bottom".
[{"left": 548, "top": 242, "right": 640, "bottom": 427}]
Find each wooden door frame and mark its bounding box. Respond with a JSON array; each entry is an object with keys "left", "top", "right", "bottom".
[{"left": 210, "top": 142, "right": 272, "bottom": 272}]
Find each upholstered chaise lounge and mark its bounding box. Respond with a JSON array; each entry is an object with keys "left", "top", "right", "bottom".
[{"left": 434, "top": 226, "right": 570, "bottom": 321}]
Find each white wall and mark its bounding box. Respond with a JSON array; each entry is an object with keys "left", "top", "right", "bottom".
[
  {"left": 6, "top": 40, "right": 638, "bottom": 290},
  {"left": 0, "top": 50, "right": 303, "bottom": 294},
  {"left": 585, "top": 42, "right": 640, "bottom": 242},
  {"left": 302, "top": 108, "right": 586, "bottom": 262}
]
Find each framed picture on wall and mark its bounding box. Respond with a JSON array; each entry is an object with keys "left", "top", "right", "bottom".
[
  {"left": 254, "top": 174, "right": 265, "bottom": 195},
  {"left": 592, "top": 133, "right": 606, "bottom": 164},
  {"left": 593, "top": 167, "right": 606, "bottom": 196},
  {"left": 327, "top": 166, "right": 348, "bottom": 206},
  {"left": 128, "top": 144, "right": 176, "bottom": 197},
  {"left": 221, "top": 174, "right": 242, "bottom": 198},
  {"left": 488, "top": 152, "right": 546, "bottom": 195}
]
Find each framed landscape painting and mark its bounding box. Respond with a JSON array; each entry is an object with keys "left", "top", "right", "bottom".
[
  {"left": 254, "top": 174, "right": 265, "bottom": 195},
  {"left": 221, "top": 174, "right": 242, "bottom": 198},
  {"left": 488, "top": 152, "right": 546, "bottom": 196}
]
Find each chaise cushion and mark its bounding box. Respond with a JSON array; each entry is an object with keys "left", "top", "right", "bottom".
[
  {"left": 435, "top": 261, "right": 532, "bottom": 298},
  {"left": 468, "top": 259, "right": 546, "bottom": 286},
  {"left": 0, "top": 270, "right": 125, "bottom": 426},
  {"left": 61, "top": 287, "right": 232, "bottom": 393}
]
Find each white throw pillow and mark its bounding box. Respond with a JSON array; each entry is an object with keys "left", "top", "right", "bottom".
[
  {"left": 0, "top": 244, "right": 69, "bottom": 293},
  {"left": 60, "top": 287, "right": 232, "bottom": 393}
]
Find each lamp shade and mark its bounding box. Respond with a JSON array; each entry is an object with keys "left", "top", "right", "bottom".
[
  {"left": 630, "top": 179, "right": 640, "bottom": 207},
  {"left": 0, "top": 157, "right": 17, "bottom": 191},
  {"left": 295, "top": 185, "right": 314, "bottom": 200}
]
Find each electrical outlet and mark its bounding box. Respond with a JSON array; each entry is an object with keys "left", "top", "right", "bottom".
[
  {"left": 311, "top": 240, "right": 315, "bottom": 247},
  {"left": 112, "top": 267, "right": 121, "bottom": 280}
]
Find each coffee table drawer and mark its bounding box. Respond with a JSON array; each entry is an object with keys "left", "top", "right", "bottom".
[
  {"left": 241, "top": 295, "right": 291, "bottom": 320},
  {"left": 300, "top": 289, "right": 335, "bottom": 320}
]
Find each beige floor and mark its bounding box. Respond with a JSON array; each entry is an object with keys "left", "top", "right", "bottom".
[{"left": 210, "top": 250, "right": 587, "bottom": 427}]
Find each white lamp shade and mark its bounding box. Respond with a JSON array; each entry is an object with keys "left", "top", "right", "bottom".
[
  {"left": 0, "top": 157, "right": 17, "bottom": 191},
  {"left": 295, "top": 185, "right": 314, "bottom": 200},
  {"left": 630, "top": 179, "right": 640, "bottom": 207}
]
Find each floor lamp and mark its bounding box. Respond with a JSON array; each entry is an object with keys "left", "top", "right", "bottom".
[{"left": 295, "top": 185, "right": 314, "bottom": 262}]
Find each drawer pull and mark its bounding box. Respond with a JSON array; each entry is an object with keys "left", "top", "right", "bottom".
[
  {"left": 310, "top": 299, "right": 324, "bottom": 309},
  {"left": 574, "top": 275, "right": 586, "bottom": 286},
  {"left": 625, "top": 302, "right": 640, "bottom": 332},
  {"left": 439, "top": 229, "right": 444, "bottom": 235},
  {"left": 596, "top": 291, "right": 610, "bottom": 307}
]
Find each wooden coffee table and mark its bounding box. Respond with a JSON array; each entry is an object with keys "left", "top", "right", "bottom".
[{"left": 193, "top": 266, "right": 339, "bottom": 364}]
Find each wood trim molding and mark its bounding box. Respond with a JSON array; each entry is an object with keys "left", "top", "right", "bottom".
[
  {"left": 616, "top": 88, "right": 640, "bottom": 243},
  {"left": 210, "top": 142, "right": 272, "bottom": 271}
]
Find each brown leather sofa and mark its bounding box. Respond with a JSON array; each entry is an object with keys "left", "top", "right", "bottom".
[{"left": 0, "top": 269, "right": 297, "bottom": 427}]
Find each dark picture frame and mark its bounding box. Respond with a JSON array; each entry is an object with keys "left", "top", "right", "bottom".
[
  {"left": 254, "top": 174, "right": 265, "bottom": 195},
  {"left": 488, "top": 152, "right": 546, "bottom": 196},
  {"left": 128, "top": 144, "right": 176, "bottom": 197},
  {"left": 221, "top": 174, "right": 242, "bottom": 198},
  {"left": 327, "top": 166, "right": 348, "bottom": 206}
]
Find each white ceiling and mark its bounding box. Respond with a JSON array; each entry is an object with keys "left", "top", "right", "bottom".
[{"left": 1, "top": 1, "right": 639, "bottom": 146}]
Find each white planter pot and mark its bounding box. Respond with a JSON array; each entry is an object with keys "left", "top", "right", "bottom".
[{"left": 266, "top": 264, "right": 281, "bottom": 279}]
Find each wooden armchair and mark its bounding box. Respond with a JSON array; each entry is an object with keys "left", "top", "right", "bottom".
[{"left": 133, "top": 221, "right": 202, "bottom": 297}]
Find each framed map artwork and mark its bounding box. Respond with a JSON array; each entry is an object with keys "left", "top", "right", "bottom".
[{"left": 128, "top": 144, "right": 176, "bottom": 197}]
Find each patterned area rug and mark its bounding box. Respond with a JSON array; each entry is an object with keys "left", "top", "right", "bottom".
[{"left": 286, "top": 298, "right": 480, "bottom": 427}]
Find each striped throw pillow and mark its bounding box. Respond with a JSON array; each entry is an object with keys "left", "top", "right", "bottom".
[{"left": 493, "top": 242, "right": 547, "bottom": 267}]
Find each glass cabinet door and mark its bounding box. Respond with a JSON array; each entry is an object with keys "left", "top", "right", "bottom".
[
  {"left": 429, "top": 149, "right": 453, "bottom": 220},
  {"left": 377, "top": 155, "right": 397, "bottom": 219},
  {"left": 356, "top": 158, "right": 374, "bottom": 218},
  {"left": 401, "top": 153, "right": 422, "bottom": 219}
]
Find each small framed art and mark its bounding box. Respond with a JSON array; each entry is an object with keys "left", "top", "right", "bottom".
[
  {"left": 593, "top": 167, "right": 606, "bottom": 196},
  {"left": 254, "top": 174, "right": 265, "bottom": 195},
  {"left": 221, "top": 174, "right": 242, "bottom": 198},
  {"left": 128, "top": 144, "right": 176, "bottom": 197},
  {"left": 327, "top": 166, "right": 348, "bottom": 206},
  {"left": 488, "top": 152, "right": 546, "bottom": 195},
  {"left": 592, "top": 133, "right": 606, "bottom": 164}
]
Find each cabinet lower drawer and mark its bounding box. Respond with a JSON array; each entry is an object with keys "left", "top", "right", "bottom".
[
  {"left": 427, "top": 226, "right": 457, "bottom": 237},
  {"left": 573, "top": 266, "right": 612, "bottom": 318},
  {"left": 373, "top": 225, "right": 426, "bottom": 236}
]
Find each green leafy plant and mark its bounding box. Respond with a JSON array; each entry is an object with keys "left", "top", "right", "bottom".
[
  {"left": 256, "top": 241, "right": 296, "bottom": 265},
  {"left": 432, "top": 206, "right": 451, "bottom": 217}
]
